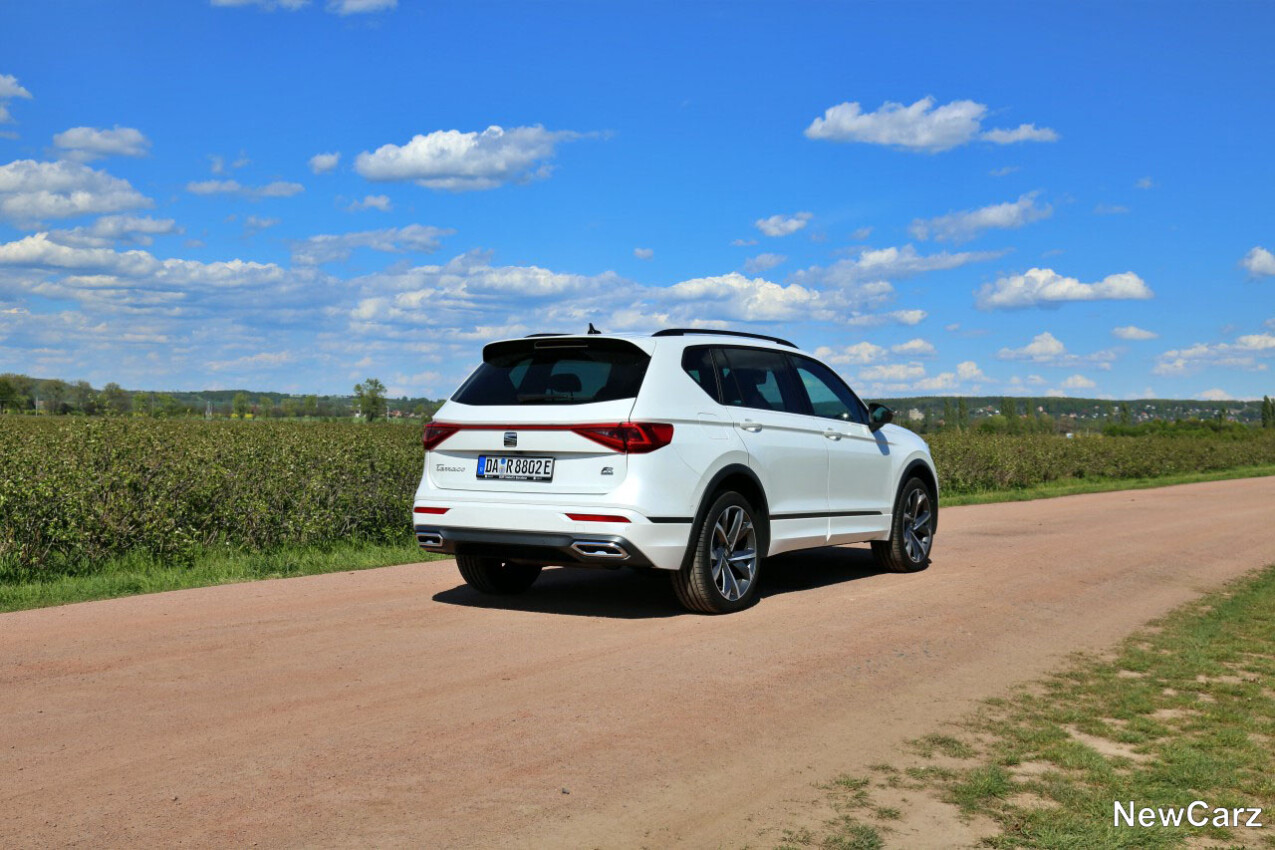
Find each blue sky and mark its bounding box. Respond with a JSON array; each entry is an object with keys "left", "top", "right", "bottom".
[{"left": 1, "top": 1, "right": 1272, "bottom": 401}]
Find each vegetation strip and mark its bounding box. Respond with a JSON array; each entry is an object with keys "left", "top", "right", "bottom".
[{"left": 778, "top": 564, "right": 1275, "bottom": 849}]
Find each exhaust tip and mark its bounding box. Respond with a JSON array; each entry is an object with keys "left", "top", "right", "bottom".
[
  {"left": 416, "top": 532, "right": 444, "bottom": 548},
  {"left": 571, "top": 540, "right": 629, "bottom": 560}
]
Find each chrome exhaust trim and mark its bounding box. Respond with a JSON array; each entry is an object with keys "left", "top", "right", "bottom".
[
  {"left": 416, "top": 531, "right": 444, "bottom": 548},
  {"left": 570, "top": 540, "right": 629, "bottom": 560}
]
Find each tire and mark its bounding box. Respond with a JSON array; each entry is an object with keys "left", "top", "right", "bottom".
[
  {"left": 456, "top": 553, "right": 543, "bottom": 594},
  {"left": 871, "top": 477, "right": 935, "bottom": 573},
  {"left": 671, "top": 491, "right": 763, "bottom": 614}
]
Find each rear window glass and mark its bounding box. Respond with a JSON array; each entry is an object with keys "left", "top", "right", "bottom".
[{"left": 452, "top": 338, "right": 651, "bottom": 406}]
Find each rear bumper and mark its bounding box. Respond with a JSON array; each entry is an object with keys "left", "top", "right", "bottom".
[
  {"left": 411, "top": 501, "right": 693, "bottom": 570},
  {"left": 414, "top": 525, "right": 658, "bottom": 569}
]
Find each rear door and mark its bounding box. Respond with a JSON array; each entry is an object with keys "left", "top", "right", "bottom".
[
  {"left": 427, "top": 337, "right": 651, "bottom": 496},
  {"left": 789, "top": 354, "right": 892, "bottom": 541},
  {"left": 715, "top": 346, "right": 829, "bottom": 552}
]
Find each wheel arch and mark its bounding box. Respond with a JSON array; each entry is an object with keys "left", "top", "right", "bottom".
[
  {"left": 685, "top": 463, "right": 771, "bottom": 564},
  {"left": 897, "top": 458, "right": 939, "bottom": 533}
]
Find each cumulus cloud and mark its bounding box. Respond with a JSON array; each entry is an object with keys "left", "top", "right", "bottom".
[
  {"left": 1112, "top": 325, "right": 1157, "bottom": 340},
  {"left": 1061, "top": 374, "right": 1096, "bottom": 389},
  {"left": 291, "top": 224, "right": 454, "bottom": 265},
  {"left": 813, "top": 342, "right": 886, "bottom": 365},
  {"left": 956, "top": 361, "right": 987, "bottom": 381},
  {"left": 755, "top": 212, "right": 812, "bottom": 237},
  {"left": 0, "top": 74, "right": 33, "bottom": 124},
  {"left": 243, "top": 215, "right": 280, "bottom": 235},
  {"left": 347, "top": 194, "right": 392, "bottom": 212},
  {"left": 0, "top": 159, "right": 152, "bottom": 225},
  {"left": 997, "top": 332, "right": 1119, "bottom": 370},
  {"left": 186, "top": 179, "right": 305, "bottom": 199},
  {"left": 743, "top": 252, "right": 785, "bottom": 273},
  {"left": 1153, "top": 333, "right": 1275, "bottom": 376},
  {"left": 909, "top": 192, "right": 1051, "bottom": 243},
  {"left": 309, "top": 152, "right": 340, "bottom": 174},
  {"left": 328, "top": 0, "right": 395, "bottom": 11},
  {"left": 892, "top": 338, "right": 936, "bottom": 356},
  {"left": 1241, "top": 246, "right": 1275, "bottom": 277},
  {"left": 804, "top": 97, "right": 1057, "bottom": 153},
  {"left": 795, "top": 244, "right": 1006, "bottom": 292},
  {"left": 664, "top": 273, "right": 826, "bottom": 323},
  {"left": 48, "top": 215, "right": 180, "bottom": 248},
  {"left": 860, "top": 362, "right": 925, "bottom": 382},
  {"left": 976, "top": 267, "right": 1153, "bottom": 309},
  {"left": 354, "top": 125, "right": 582, "bottom": 191},
  {"left": 1198, "top": 389, "right": 1231, "bottom": 401},
  {"left": 633, "top": 247, "right": 654, "bottom": 260},
  {"left": 53, "top": 126, "right": 151, "bottom": 161},
  {"left": 730, "top": 238, "right": 758, "bottom": 247}
]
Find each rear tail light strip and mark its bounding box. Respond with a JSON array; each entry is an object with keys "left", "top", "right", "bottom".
[{"left": 422, "top": 422, "right": 673, "bottom": 454}]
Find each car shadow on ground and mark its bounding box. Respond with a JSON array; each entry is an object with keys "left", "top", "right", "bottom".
[{"left": 430, "top": 544, "right": 893, "bottom": 619}]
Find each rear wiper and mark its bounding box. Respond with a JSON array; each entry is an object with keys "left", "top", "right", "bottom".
[{"left": 515, "top": 393, "right": 575, "bottom": 403}]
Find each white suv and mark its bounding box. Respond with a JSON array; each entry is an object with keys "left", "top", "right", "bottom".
[{"left": 413, "top": 328, "right": 938, "bottom": 614}]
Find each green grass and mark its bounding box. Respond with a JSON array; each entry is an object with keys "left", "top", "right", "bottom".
[
  {"left": 942, "top": 463, "right": 1275, "bottom": 506},
  {"left": 0, "top": 540, "right": 445, "bottom": 613},
  {"left": 785, "top": 563, "right": 1275, "bottom": 849}
]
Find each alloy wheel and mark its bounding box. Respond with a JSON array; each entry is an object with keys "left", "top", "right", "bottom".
[{"left": 710, "top": 505, "right": 758, "bottom": 601}]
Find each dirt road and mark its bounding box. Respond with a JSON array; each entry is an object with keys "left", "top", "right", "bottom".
[{"left": 4, "top": 477, "right": 1275, "bottom": 848}]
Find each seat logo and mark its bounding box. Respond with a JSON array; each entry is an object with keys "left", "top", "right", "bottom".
[{"left": 504, "top": 431, "right": 518, "bottom": 448}]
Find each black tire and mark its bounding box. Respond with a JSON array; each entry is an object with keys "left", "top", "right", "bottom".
[
  {"left": 871, "top": 477, "right": 935, "bottom": 574},
  {"left": 456, "top": 553, "right": 542, "bottom": 594},
  {"left": 671, "top": 491, "right": 763, "bottom": 614}
]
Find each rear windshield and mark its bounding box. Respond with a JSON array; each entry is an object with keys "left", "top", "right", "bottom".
[{"left": 452, "top": 338, "right": 651, "bottom": 406}]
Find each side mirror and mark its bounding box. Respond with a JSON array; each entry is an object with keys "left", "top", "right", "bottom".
[{"left": 868, "top": 402, "right": 893, "bottom": 432}]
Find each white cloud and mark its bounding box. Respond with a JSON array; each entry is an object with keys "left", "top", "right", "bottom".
[
  {"left": 1135, "top": 177, "right": 1155, "bottom": 190},
  {"left": 850, "top": 226, "right": 873, "bottom": 241},
  {"left": 292, "top": 224, "right": 454, "bottom": 265},
  {"left": 209, "top": 351, "right": 294, "bottom": 371},
  {"left": 1153, "top": 333, "right": 1275, "bottom": 376},
  {"left": 633, "top": 247, "right": 654, "bottom": 260},
  {"left": 0, "top": 159, "right": 152, "bottom": 225},
  {"left": 309, "top": 152, "right": 340, "bottom": 174},
  {"left": 1061, "top": 374, "right": 1096, "bottom": 389},
  {"left": 743, "top": 252, "right": 785, "bottom": 273},
  {"left": 328, "top": 0, "right": 395, "bottom": 11},
  {"left": 804, "top": 96, "right": 1057, "bottom": 153},
  {"left": 48, "top": 215, "right": 180, "bottom": 248},
  {"left": 1112, "top": 325, "right": 1157, "bottom": 341},
  {"left": 0, "top": 74, "right": 33, "bottom": 125},
  {"left": 989, "top": 166, "right": 1019, "bottom": 178},
  {"left": 53, "top": 126, "right": 151, "bottom": 161},
  {"left": 860, "top": 362, "right": 926, "bottom": 382},
  {"left": 814, "top": 342, "right": 886, "bottom": 365},
  {"left": 755, "top": 212, "right": 812, "bottom": 237},
  {"left": 909, "top": 192, "right": 1051, "bottom": 243},
  {"left": 1198, "top": 389, "right": 1231, "bottom": 401},
  {"left": 243, "top": 215, "right": 280, "bottom": 234},
  {"left": 1241, "top": 246, "right": 1275, "bottom": 277},
  {"left": 980, "top": 124, "right": 1059, "bottom": 144},
  {"left": 210, "top": 0, "right": 310, "bottom": 10},
  {"left": 976, "top": 267, "right": 1153, "bottom": 309},
  {"left": 997, "top": 332, "right": 1119, "bottom": 370},
  {"left": 845, "top": 309, "right": 928, "bottom": 327},
  {"left": 186, "top": 179, "right": 305, "bottom": 199},
  {"left": 665, "top": 272, "right": 824, "bottom": 322},
  {"left": 892, "top": 338, "right": 936, "bottom": 356},
  {"left": 795, "top": 244, "right": 1006, "bottom": 292},
  {"left": 347, "top": 194, "right": 392, "bottom": 212},
  {"left": 956, "top": 361, "right": 987, "bottom": 381},
  {"left": 354, "top": 125, "right": 581, "bottom": 191},
  {"left": 730, "top": 238, "right": 758, "bottom": 247}
]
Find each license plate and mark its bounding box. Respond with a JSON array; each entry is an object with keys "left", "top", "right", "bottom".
[{"left": 476, "top": 455, "right": 555, "bottom": 481}]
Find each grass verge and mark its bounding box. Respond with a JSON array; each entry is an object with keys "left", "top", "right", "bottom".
[
  {"left": 0, "top": 541, "right": 446, "bottom": 613},
  {"left": 943, "top": 463, "right": 1275, "bottom": 506},
  {"left": 780, "top": 563, "right": 1275, "bottom": 849}
]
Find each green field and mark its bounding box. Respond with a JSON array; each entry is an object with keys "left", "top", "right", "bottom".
[{"left": 3, "top": 417, "right": 1275, "bottom": 609}]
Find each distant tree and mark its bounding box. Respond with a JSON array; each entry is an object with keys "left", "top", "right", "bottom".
[
  {"left": 1119, "top": 402, "right": 1132, "bottom": 427},
  {"left": 232, "top": 392, "right": 250, "bottom": 418},
  {"left": 43, "top": 379, "right": 69, "bottom": 414},
  {"left": 281, "top": 397, "right": 301, "bottom": 418},
  {"left": 133, "top": 392, "right": 155, "bottom": 417},
  {"left": 942, "top": 399, "right": 953, "bottom": 430},
  {"left": 302, "top": 395, "right": 319, "bottom": 418},
  {"left": 102, "top": 382, "right": 129, "bottom": 416},
  {"left": 354, "top": 378, "right": 387, "bottom": 422},
  {"left": 957, "top": 397, "right": 969, "bottom": 430},
  {"left": 1263, "top": 395, "right": 1273, "bottom": 429},
  {"left": 257, "top": 395, "right": 276, "bottom": 418},
  {"left": 72, "top": 380, "right": 98, "bottom": 415},
  {"left": 156, "top": 394, "right": 184, "bottom": 418},
  {"left": 0, "top": 377, "right": 16, "bottom": 412}
]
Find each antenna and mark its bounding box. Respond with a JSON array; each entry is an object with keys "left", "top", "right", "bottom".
[{"left": 587, "top": 322, "right": 601, "bottom": 335}]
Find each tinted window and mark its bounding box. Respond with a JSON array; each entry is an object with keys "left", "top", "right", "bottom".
[
  {"left": 681, "top": 346, "right": 721, "bottom": 402},
  {"left": 453, "top": 338, "right": 650, "bottom": 406},
  {"left": 791, "top": 356, "right": 869, "bottom": 425},
  {"left": 718, "top": 347, "right": 807, "bottom": 415}
]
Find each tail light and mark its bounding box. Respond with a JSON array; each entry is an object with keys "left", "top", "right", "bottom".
[
  {"left": 422, "top": 422, "right": 460, "bottom": 451},
  {"left": 571, "top": 422, "right": 674, "bottom": 454},
  {"left": 413, "top": 506, "right": 449, "bottom": 515},
  {"left": 566, "top": 513, "right": 631, "bottom": 523}
]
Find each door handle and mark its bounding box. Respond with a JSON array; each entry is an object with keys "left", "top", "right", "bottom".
[
  {"left": 823, "top": 430, "right": 843, "bottom": 441},
  {"left": 740, "top": 421, "right": 763, "bottom": 433}
]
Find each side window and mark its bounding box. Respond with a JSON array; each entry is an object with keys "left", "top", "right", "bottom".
[
  {"left": 718, "top": 347, "right": 808, "bottom": 415},
  {"left": 791, "top": 356, "right": 869, "bottom": 425},
  {"left": 681, "top": 346, "right": 721, "bottom": 402}
]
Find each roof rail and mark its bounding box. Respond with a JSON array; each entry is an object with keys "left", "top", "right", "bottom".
[
  {"left": 525, "top": 333, "right": 569, "bottom": 338},
  {"left": 652, "top": 328, "right": 797, "bottom": 348}
]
